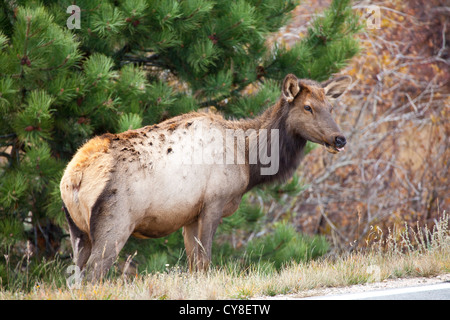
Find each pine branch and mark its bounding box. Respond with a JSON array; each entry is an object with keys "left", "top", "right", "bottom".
[
  {"left": 122, "top": 54, "right": 171, "bottom": 69},
  {"left": 0, "top": 133, "right": 16, "bottom": 139},
  {"left": 0, "top": 151, "right": 11, "bottom": 159},
  {"left": 198, "top": 77, "right": 262, "bottom": 108},
  {"left": 19, "top": 16, "right": 32, "bottom": 80},
  {"left": 38, "top": 55, "right": 70, "bottom": 72}
]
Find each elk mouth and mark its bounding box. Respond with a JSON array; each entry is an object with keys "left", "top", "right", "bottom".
[{"left": 324, "top": 142, "right": 344, "bottom": 154}]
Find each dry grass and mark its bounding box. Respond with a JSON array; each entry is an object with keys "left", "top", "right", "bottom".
[{"left": 1, "top": 212, "right": 448, "bottom": 300}]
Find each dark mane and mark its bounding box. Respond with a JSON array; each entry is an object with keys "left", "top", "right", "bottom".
[{"left": 245, "top": 100, "right": 307, "bottom": 191}]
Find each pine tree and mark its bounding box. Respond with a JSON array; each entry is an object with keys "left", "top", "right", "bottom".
[{"left": 0, "top": 0, "right": 361, "bottom": 266}]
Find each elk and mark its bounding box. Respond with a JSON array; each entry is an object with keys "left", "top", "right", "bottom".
[{"left": 60, "top": 73, "right": 351, "bottom": 280}]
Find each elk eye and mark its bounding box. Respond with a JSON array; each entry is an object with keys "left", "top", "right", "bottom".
[{"left": 304, "top": 105, "right": 312, "bottom": 113}]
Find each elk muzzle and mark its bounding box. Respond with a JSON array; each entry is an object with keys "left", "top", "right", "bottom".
[{"left": 324, "top": 134, "right": 346, "bottom": 154}]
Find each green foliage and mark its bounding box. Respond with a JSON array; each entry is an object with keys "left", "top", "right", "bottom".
[
  {"left": 226, "top": 80, "right": 280, "bottom": 118},
  {"left": 265, "top": 0, "right": 361, "bottom": 81},
  {"left": 245, "top": 222, "right": 329, "bottom": 270},
  {"left": 0, "top": 0, "right": 361, "bottom": 272},
  {"left": 0, "top": 217, "right": 25, "bottom": 246},
  {"left": 118, "top": 113, "right": 143, "bottom": 133},
  {"left": 13, "top": 90, "right": 55, "bottom": 143},
  {"left": 122, "top": 230, "right": 185, "bottom": 273},
  {"left": 220, "top": 194, "right": 265, "bottom": 235},
  {"left": 260, "top": 173, "right": 306, "bottom": 203}
]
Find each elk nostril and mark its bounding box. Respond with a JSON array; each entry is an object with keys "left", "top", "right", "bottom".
[{"left": 335, "top": 136, "right": 346, "bottom": 148}]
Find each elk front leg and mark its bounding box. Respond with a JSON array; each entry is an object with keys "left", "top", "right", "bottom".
[
  {"left": 196, "top": 203, "right": 223, "bottom": 271},
  {"left": 183, "top": 221, "right": 199, "bottom": 273}
]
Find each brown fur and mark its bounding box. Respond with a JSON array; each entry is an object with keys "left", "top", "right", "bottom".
[{"left": 60, "top": 74, "right": 351, "bottom": 280}]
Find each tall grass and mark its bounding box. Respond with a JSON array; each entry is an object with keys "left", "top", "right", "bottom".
[
  {"left": 1, "top": 242, "right": 68, "bottom": 294},
  {"left": 1, "top": 211, "right": 448, "bottom": 299}
]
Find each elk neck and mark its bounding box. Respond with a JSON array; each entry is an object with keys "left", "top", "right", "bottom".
[{"left": 237, "top": 99, "right": 307, "bottom": 191}]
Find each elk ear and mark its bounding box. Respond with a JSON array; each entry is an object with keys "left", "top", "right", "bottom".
[
  {"left": 282, "top": 74, "right": 300, "bottom": 103},
  {"left": 322, "top": 75, "right": 352, "bottom": 101}
]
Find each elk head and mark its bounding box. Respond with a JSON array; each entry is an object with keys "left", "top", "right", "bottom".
[{"left": 282, "top": 74, "right": 352, "bottom": 154}]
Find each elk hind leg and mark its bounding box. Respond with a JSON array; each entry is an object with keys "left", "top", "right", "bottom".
[
  {"left": 84, "top": 202, "right": 132, "bottom": 281},
  {"left": 64, "top": 204, "right": 91, "bottom": 270}
]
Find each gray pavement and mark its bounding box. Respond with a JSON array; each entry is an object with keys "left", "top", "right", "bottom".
[{"left": 302, "top": 282, "right": 450, "bottom": 300}]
